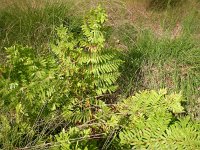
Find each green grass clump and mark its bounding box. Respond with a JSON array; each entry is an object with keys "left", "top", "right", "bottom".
[
  {"left": 117, "top": 27, "right": 200, "bottom": 119},
  {"left": 0, "top": 0, "right": 80, "bottom": 54},
  {"left": 107, "top": 0, "right": 200, "bottom": 119},
  {"left": 148, "top": 0, "right": 187, "bottom": 10}
]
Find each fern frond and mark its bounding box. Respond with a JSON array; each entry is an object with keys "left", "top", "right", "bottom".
[{"left": 117, "top": 90, "right": 200, "bottom": 149}]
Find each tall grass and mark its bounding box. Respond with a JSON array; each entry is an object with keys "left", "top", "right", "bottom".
[
  {"left": 117, "top": 26, "right": 200, "bottom": 120},
  {"left": 0, "top": 0, "right": 80, "bottom": 55},
  {"left": 100, "top": 0, "right": 200, "bottom": 119}
]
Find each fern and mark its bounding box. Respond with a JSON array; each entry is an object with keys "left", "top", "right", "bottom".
[
  {"left": 116, "top": 90, "right": 200, "bottom": 149},
  {"left": 53, "top": 127, "right": 99, "bottom": 150},
  {"left": 51, "top": 6, "right": 122, "bottom": 123},
  {"left": 80, "top": 5, "right": 122, "bottom": 96},
  {"left": 54, "top": 89, "right": 200, "bottom": 149}
]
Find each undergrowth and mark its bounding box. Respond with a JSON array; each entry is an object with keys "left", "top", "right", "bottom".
[
  {"left": 116, "top": 24, "right": 200, "bottom": 118},
  {"left": 0, "top": 1, "right": 200, "bottom": 149}
]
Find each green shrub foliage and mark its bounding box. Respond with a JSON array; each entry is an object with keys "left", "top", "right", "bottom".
[
  {"left": 51, "top": 6, "right": 122, "bottom": 123},
  {"left": 0, "top": 6, "right": 121, "bottom": 149},
  {"left": 53, "top": 90, "right": 200, "bottom": 150},
  {"left": 0, "top": 6, "right": 199, "bottom": 150},
  {"left": 117, "top": 90, "right": 200, "bottom": 149}
]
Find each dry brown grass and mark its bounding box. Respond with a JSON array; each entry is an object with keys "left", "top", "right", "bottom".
[{"left": 107, "top": 0, "right": 200, "bottom": 38}]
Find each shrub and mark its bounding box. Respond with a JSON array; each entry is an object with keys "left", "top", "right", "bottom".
[
  {"left": 116, "top": 89, "right": 200, "bottom": 149},
  {"left": 53, "top": 90, "right": 200, "bottom": 149},
  {"left": 0, "top": 6, "right": 121, "bottom": 149}
]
